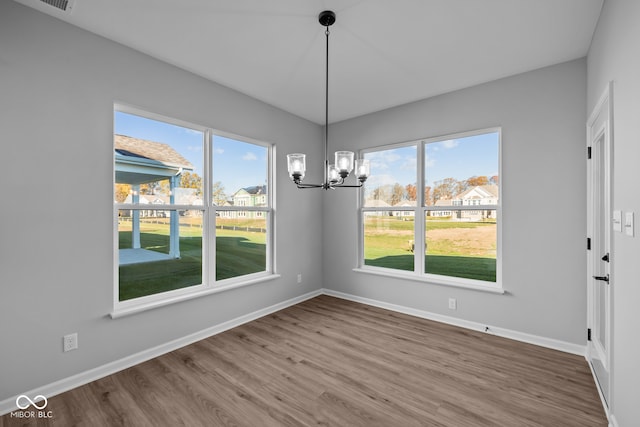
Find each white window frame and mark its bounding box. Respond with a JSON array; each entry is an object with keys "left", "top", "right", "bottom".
[
  {"left": 356, "top": 128, "right": 502, "bottom": 293},
  {"left": 209, "top": 128, "right": 275, "bottom": 286},
  {"left": 112, "top": 104, "right": 277, "bottom": 318}
]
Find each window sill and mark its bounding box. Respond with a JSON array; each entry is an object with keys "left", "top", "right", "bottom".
[
  {"left": 110, "top": 273, "right": 281, "bottom": 319},
  {"left": 352, "top": 267, "right": 505, "bottom": 294}
]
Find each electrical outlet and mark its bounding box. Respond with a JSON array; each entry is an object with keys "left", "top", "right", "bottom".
[
  {"left": 297, "top": 273, "right": 302, "bottom": 284},
  {"left": 63, "top": 333, "right": 78, "bottom": 352},
  {"left": 448, "top": 298, "right": 457, "bottom": 310}
]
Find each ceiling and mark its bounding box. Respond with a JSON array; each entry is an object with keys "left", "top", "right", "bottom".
[{"left": 14, "top": 0, "right": 603, "bottom": 124}]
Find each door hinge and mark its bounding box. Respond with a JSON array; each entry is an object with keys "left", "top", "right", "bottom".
[
  {"left": 587, "top": 146, "right": 592, "bottom": 159},
  {"left": 587, "top": 237, "right": 591, "bottom": 250},
  {"left": 587, "top": 328, "right": 592, "bottom": 341}
]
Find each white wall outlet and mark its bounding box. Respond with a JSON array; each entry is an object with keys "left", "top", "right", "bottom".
[
  {"left": 448, "top": 298, "right": 457, "bottom": 310},
  {"left": 297, "top": 273, "right": 302, "bottom": 284},
  {"left": 63, "top": 333, "right": 78, "bottom": 352}
]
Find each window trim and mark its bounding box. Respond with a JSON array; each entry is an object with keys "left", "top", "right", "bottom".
[
  {"left": 358, "top": 127, "right": 502, "bottom": 291},
  {"left": 112, "top": 104, "right": 276, "bottom": 316}
]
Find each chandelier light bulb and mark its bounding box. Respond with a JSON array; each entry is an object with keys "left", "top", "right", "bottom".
[
  {"left": 355, "top": 159, "right": 370, "bottom": 181},
  {"left": 335, "top": 151, "right": 354, "bottom": 176},
  {"left": 287, "top": 153, "right": 306, "bottom": 181},
  {"left": 328, "top": 164, "right": 340, "bottom": 183}
]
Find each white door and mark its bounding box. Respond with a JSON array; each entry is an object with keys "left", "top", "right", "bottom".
[{"left": 587, "top": 83, "right": 612, "bottom": 407}]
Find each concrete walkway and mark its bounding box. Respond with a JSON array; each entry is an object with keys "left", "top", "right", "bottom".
[{"left": 119, "top": 248, "right": 174, "bottom": 265}]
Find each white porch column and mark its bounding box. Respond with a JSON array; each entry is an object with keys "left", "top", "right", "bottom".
[
  {"left": 132, "top": 185, "right": 141, "bottom": 249},
  {"left": 169, "top": 176, "right": 180, "bottom": 258}
]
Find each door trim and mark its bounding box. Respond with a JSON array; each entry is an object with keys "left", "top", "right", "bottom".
[{"left": 586, "top": 81, "right": 613, "bottom": 411}]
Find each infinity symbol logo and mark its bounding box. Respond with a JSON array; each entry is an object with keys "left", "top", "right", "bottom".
[{"left": 16, "top": 395, "right": 48, "bottom": 410}]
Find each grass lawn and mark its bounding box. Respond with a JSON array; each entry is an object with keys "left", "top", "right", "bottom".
[
  {"left": 215, "top": 232, "right": 266, "bottom": 281},
  {"left": 119, "top": 214, "right": 497, "bottom": 301},
  {"left": 364, "top": 216, "right": 497, "bottom": 282},
  {"left": 118, "top": 218, "right": 266, "bottom": 301}
]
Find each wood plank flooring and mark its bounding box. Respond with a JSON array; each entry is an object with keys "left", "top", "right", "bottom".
[{"left": 1, "top": 295, "right": 607, "bottom": 426}]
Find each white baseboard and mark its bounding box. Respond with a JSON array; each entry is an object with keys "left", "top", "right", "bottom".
[
  {"left": 0, "top": 289, "right": 322, "bottom": 416},
  {"left": 0, "top": 287, "right": 589, "bottom": 417},
  {"left": 610, "top": 414, "right": 619, "bottom": 427},
  {"left": 322, "top": 289, "right": 586, "bottom": 356}
]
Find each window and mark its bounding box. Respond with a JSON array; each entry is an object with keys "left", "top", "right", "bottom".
[
  {"left": 114, "top": 107, "right": 274, "bottom": 307},
  {"left": 212, "top": 136, "right": 270, "bottom": 281},
  {"left": 363, "top": 145, "right": 417, "bottom": 273},
  {"left": 360, "top": 129, "right": 500, "bottom": 289}
]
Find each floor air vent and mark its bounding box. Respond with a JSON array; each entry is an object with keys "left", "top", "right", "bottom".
[{"left": 39, "top": 0, "right": 75, "bottom": 12}]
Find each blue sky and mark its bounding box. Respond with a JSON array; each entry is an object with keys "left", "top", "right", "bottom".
[
  {"left": 115, "top": 111, "right": 497, "bottom": 196},
  {"left": 212, "top": 135, "right": 267, "bottom": 195},
  {"left": 115, "top": 111, "right": 267, "bottom": 196},
  {"left": 364, "top": 131, "right": 499, "bottom": 190}
]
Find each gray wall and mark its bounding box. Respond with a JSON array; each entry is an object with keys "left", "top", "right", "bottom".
[
  {"left": 1, "top": 0, "right": 614, "bottom": 415},
  {"left": 588, "top": 1, "right": 640, "bottom": 425},
  {"left": 0, "top": 1, "right": 323, "bottom": 402},
  {"left": 324, "top": 58, "right": 588, "bottom": 345}
]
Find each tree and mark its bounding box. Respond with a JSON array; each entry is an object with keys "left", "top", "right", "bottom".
[
  {"left": 456, "top": 180, "right": 468, "bottom": 195},
  {"left": 490, "top": 175, "right": 499, "bottom": 186},
  {"left": 466, "top": 175, "right": 489, "bottom": 188},
  {"left": 405, "top": 184, "right": 417, "bottom": 201},
  {"left": 391, "top": 183, "right": 405, "bottom": 206},
  {"left": 180, "top": 171, "right": 202, "bottom": 196},
  {"left": 139, "top": 183, "right": 153, "bottom": 195},
  {"left": 371, "top": 185, "right": 392, "bottom": 204},
  {"left": 212, "top": 181, "right": 227, "bottom": 205},
  {"left": 424, "top": 186, "right": 432, "bottom": 206},
  {"left": 114, "top": 183, "right": 130, "bottom": 203},
  {"left": 139, "top": 180, "right": 167, "bottom": 195},
  {"left": 432, "top": 177, "right": 458, "bottom": 202},
  {"left": 158, "top": 180, "right": 170, "bottom": 195}
]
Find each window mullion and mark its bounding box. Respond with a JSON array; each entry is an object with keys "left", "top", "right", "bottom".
[
  {"left": 205, "top": 129, "right": 215, "bottom": 287},
  {"left": 267, "top": 144, "right": 275, "bottom": 274},
  {"left": 203, "top": 129, "right": 212, "bottom": 208},
  {"left": 415, "top": 142, "right": 425, "bottom": 274}
]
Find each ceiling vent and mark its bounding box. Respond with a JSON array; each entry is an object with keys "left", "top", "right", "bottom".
[{"left": 39, "top": 0, "right": 76, "bottom": 13}]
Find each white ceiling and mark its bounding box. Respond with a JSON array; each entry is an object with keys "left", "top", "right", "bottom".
[{"left": 15, "top": 0, "right": 603, "bottom": 124}]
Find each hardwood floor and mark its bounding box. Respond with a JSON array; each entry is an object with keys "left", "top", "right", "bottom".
[{"left": 1, "top": 295, "right": 607, "bottom": 426}]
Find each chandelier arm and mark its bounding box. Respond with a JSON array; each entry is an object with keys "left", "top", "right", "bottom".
[
  {"left": 295, "top": 183, "right": 324, "bottom": 189},
  {"left": 331, "top": 183, "right": 364, "bottom": 188}
]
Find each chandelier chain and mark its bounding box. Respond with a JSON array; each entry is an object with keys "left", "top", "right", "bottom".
[{"left": 324, "top": 23, "right": 330, "bottom": 188}]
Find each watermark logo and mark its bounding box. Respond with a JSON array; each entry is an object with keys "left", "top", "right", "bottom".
[
  {"left": 11, "top": 395, "right": 53, "bottom": 419},
  {"left": 16, "top": 395, "right": 48, "bottom": 410}
]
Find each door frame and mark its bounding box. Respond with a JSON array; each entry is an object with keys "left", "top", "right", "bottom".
[{"left": 586, "top": 81, "right": 613, "bottom": 410}]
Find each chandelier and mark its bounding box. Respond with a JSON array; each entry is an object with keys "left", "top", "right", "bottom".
[{"left": 287, "top": 10, "right": 370, "bottom": 189}]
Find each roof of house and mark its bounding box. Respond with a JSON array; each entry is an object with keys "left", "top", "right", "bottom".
[
  {"left": 236, "top": 185, "right": 267, "bottom": 196},
  {"left": 115, "top": 134, "right": 194, "bottom": 170},
  {"left": 364, "top": 199, "right": 391, "bottom": 208},
  {"left": 434, "top": 198, "right": 453, "bottom": 207},
  {"left": 456, "top": 184, "right": 499, "bottom": 200},
  {"left": 394, "top": 200, "right": 417, "bottom": 207}
]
